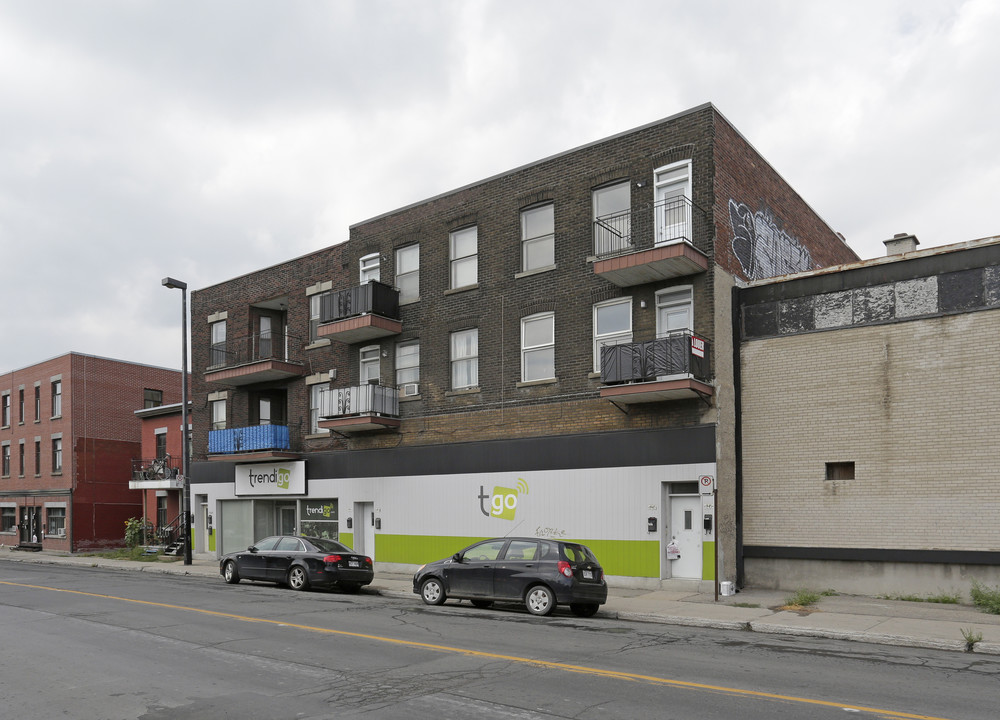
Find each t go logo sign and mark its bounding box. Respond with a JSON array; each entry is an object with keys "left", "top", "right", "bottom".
[{"left": 478, "top": 479, "right": 529, "bottom": 520}]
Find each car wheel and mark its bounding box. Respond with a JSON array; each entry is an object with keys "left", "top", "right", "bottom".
[
  {"left": 223, "top": 560, "right": 240, "bottom": 584},
  {"left": 525, "top": 585, "right": 555, "bottom": 616},
  {"left": 570, "top": 603, "right": 600, "bottom": 618},
  {"left": 287, "top": 565, "right": 310, "bottom": 591},
  {"left": 470, "top": 599, "right": 494, "bottom": 609},
  {"left": 420, "top": 577, "right": 446, "bottom": 605},
  {"left": 339, "top": 583, "right": 361, "bottom": 594}
]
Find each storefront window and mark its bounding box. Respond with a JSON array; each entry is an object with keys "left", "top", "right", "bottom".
[{"left": 299, "top": 499, "right": 338, "bottom": 540}]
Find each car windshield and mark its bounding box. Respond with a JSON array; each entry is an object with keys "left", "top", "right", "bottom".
[
  {"left": 306, "top": 537, "right": 351, "bottom": 554},
  {"left": 561, "top": 543, "right": 599, "bottom": 564}
]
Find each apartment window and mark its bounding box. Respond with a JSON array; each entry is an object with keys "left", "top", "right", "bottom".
[
  {"left": 1, "top": 507, "right": 15, "bottom": 533},
  {"left": 18, "top": 441, "right": 25, "bottom": 476},
  {"left": 211, "top": 400, "right": 226, "bottom": 430},
  {"left": 51, "top": 437, "right": 62, "bottom": 473},
  {"left": 593, "top": 298, "right": 632, "bottom": 371},
  {"left": 521, "top": 204, "right": 555, "bottom": 272},
  {"left": 395, "top": 244, "right": 420, "bottom": 303},
  {"left": 144, "top": 389, "right": 163, "bottom": 409},
  {"left": 309, "top": 291, "right": 330, "bottom": 342},
  {"left": 360, "top": 253, "right": 381, "bottom": 283},
  {"left": 309, "top": 384, "right": 328, "bottom": 434},
  {"left": 155, "top": 432, "right": 167, "bottom": 459},
  {"left": 395, "top": 340, "right": 420, "bottom": 387},
  {"left": 1, "top": 393, "right": 9, "bottom": 427},
  {"left": 51, "top": 381, "right": 62, "bottom": 418},
  {"left": 34, "top": 440, "right": 40, "bottom": 476},
  {"left": 18, "top": 389, "right": 24, "bottom": 423},
  {"left": 34, "top": 386, "right": 40, "bottom": 421},
  {"left": 1, "top": 444, "right": 9, "bottom": 477},
  {"left": 826, "top": 462, "right": 856, "bottom": 481},
  {"left": 360, "top": 346, "right": 380, "bottom": 383},
  {"left": 157, "top": 496, "right": 168, "bottom": 528},
  {"left": 592, "top": 181, "right": 631, "bottom": 255},
  {"left": 450, "top": 329, "right": 478, "bottom": 390},
  {"left": 210, "top": 320, "right": 227, "bottom": 367},
  {"left": 521, "top": 313, "right": 555, "bottom": 382},
  {"left": 656, "top": 287, "right": 693, "bottom": 336},
  {"left": 46, "top": 507, "right": 66, "bottom": 536},
  {"left": 449, "top": 226, "right": 478, "bottom": 289}
]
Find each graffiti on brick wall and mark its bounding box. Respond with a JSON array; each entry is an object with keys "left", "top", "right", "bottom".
[{"left": 729, "top": 199, "right": 813, "bottom": 280}]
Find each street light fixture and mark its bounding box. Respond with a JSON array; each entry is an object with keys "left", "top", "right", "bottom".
[{"left": 162, "top": 276, "right": 192, "bottom": 566}]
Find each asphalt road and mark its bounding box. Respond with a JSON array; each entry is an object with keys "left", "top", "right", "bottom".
[{"left": 1, "top": 562, "right": 997, "bottom": 720}]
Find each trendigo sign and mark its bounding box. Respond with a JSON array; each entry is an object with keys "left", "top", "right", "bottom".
[
  {"left": 235, "top": 461, "right": 306, "bottom": 496},
  {"left": 478, "top": 479, "right": 529, "bottom": 520}
]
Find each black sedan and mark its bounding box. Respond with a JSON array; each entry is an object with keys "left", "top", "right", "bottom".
[
  {"left": 413, "top": 537, "right": 608, "bottom": 617},
  {"left": 220, "top": 535, "right": 373, "bottom": 592}
]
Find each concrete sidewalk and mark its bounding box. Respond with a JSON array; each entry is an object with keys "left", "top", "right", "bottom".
[{"left": 5, "top": 548, "right": 1000, "bottom": 656}]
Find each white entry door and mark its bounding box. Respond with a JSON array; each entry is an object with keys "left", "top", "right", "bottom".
[
  {"left": 354, "top": 501, "right": 376, "bottom": 561},
  {"left": 654, "top": 161, "right": 692, "bottom": 244},
  {"left": 668, "top": 495, "right": 702, "bottom": 579}
]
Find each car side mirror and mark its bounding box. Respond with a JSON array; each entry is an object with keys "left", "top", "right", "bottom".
[
  {"left": 248, "top": 546, "right": 257, "bottom": 553},
  {"left": 452, "top": 552, "right": 463, "bottom": 563}
]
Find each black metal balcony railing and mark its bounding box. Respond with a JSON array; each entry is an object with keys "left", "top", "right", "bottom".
[
  {"left": 319, "top": 382, "right": 399, "bottom": 419},
  {"left": 320, "top": 280, "right": 400, "bottom": 324},
  {"left": 209, "top": 332, "right": 304, "bottom": 370},
  {"left": 593, "top": 196, "right": 708, "bottom": 260},
  {"left": 599, "top": 331, "right": 711, "bottom": 385},
  {"left": 131, "top": 456, "right": 181, "bottom": 484}
]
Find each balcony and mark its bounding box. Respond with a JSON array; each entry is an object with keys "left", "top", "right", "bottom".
[
  {"left": 204, "top": 332, "right": 308, "bottom": 386},
  {"left": 317, "top": 382, "right": 400, "bottom": 433},
  {"left": 207, "top": 425, "right": 299, "bottom": 462},
  {"left": 599, "top": 331, "right": 713, "bottom": 405},
  {"left": 318, "top": 280, "right": 402, "bottom": 344},
  {"left": 592, "top": 197, "right": 710, "bottom": 286},
  {"left": 129, "top": 456, "right": 183, "bottom": 490}
]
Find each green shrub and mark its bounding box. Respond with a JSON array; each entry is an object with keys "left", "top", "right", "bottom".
[
  {"left": 785, "top": 589, "right": 821, "bottom": 607},
  {"left": 971, "top": 579, "right": 1000, "bottom": 615}
]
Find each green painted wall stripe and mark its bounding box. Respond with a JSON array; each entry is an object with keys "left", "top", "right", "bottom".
[
  {"left": 702, "top": 541, "right": 716, "bottom": 581},
  {"left": 340, "top": 532, "right": 353, "bottom": 549}
]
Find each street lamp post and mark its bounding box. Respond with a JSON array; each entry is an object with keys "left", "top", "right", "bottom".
[{"left": 162, "top": 277, "right": 192, "bottom": 565}]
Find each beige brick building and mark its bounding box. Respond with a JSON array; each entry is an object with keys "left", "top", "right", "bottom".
[{"left": 738, "top": 234, "right": 1000, "bottom": 594}]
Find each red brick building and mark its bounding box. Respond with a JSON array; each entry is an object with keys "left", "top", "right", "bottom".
[
  {"left": 0, "top": 353, "right": 181, "bottom": 551},
  {"left": 130, "top": 401, "right": 190, "bottom": 553}
]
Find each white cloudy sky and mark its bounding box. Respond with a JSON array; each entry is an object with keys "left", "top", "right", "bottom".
[{"left": 1, "top": 0, "right": 998, "bottom": 374}]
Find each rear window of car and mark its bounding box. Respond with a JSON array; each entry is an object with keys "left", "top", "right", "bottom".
[
  {"left": 308, "top": 537, "right": 351, "bottom": 554},
  {"left": 560, "top": 543, "right": 599, "bottom": 564}
]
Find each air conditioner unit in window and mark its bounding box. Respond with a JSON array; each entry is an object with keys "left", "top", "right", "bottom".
[{"left": 402, "top": 383, "right": 419, "bottom": 397}]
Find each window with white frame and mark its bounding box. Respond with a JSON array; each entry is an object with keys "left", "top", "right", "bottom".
[
  {"left": 450, "top": 328, "right": 478, "bottom": 390},
  {"left": 211, "top": 399, "right": 226, "bottom": 430},
  {"left": 360, "top": 345, "right": 380, "bottom": 383},
  {"left": 309, "top": 384, "right": 328, "bottom": 434},
  {"left": 656, "top": 286, "right": 693, "bottom": 336},
  {"left": 449, "top": 226, "right": 478, "bottom": 289},
  {"left": 521, "top": 313, "right": 555, "bottom": 382},
  {"left": 309, "top": 291, "right": 330, "bottom": 342},
  {"left": 51, "top": 380, "right": 62, "bottom": 418},
  {"left": 210, "top": 320, "right": 227, "bottom": 367},
  {"left": 155, "top": 431, "right": 167, "bottom": 459},
  {"left": 395, "top": 244, "right": 419, "bottom": 303},
  {"left": 592, "top": 181, "right": 631, "bottom": 255},
  {"left": 395, "top": 340, "right": 420, "bottom": 387},
  {"left": 521, "top": 204, "right": 554, "bottom": 272},
  {"left": 360, "top": 253, "right": 381, "bottom": 283},
  {"left": 46, "top": 506, "right": 65, "bottom": 536},
  {"left": 51, "top": 437, "right": 62, "bottom": 473},
  {"left": 593, "top": 297, "right": 632, "bottom": 371}
]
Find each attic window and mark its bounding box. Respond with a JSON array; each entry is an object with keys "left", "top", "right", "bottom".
[{"left": 825, "top": 462, "right": 855, "bottom": 481}]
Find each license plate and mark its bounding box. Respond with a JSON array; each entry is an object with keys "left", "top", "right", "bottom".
[
  {"left": 348, "top": 560, "right": 360, "bottom": 568},
  {"left": 583, "top": 570, "right": 593, "bottom": 580}
]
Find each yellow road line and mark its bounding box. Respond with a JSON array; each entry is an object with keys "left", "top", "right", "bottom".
[{"left": 0, "top": 580, "right": 953, "bottom": 720}]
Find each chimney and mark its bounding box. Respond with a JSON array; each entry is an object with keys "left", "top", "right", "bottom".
[{"left": 884, "top": 232, "right": 919, "bottom": 256}]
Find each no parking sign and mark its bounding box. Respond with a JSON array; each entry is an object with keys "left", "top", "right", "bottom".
[{"left": 699, "top": 475, "right": 715, "bottom": 494}]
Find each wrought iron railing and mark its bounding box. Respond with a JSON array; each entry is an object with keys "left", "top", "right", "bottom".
[
  {"left": 208, "top": 425, "right": 291, "bottom": 454},
  {"left": 319, "top": 280, "right": 400, "bottom": 324},
  {"left": 208, "top": 332, "right": 305, "bottom": 370},
  {"left": 131, "top": 455, "right": 181, "bottom": 483},
  {"left": 599, "top": 331, "right": 711, "bottom": 384},
  {"left": 319, "top": 382, "right": 399, "bottom": 419},
  {"left": 593, "top": 196, "right": 708, "bottom": 259}
]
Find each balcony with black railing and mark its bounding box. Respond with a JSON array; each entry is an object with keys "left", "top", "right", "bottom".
[
  {"left": 599, "top": 331, "right": 713, "bottom": 404},
  {"left": 204, "top": 332, "right": 308, "bottom": 386},
  {"left": 592, "top": 197, "right": 711, "bottom": 287},
  {"left": 317, "top": 381, "right": 400, "bottom": 433},
  {"left": 129, "top": 456, "right": 183, "bottom": 490},
  {"left": 317, "top": 280, "right": 402, "bottom": 344}
]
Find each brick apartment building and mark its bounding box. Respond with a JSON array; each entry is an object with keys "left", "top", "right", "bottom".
[
  {"left": 0, "top": 353, "right": 182, "bottom": 551},
  {"left": 189, "top": 103, "right": 858, "bottom": 588},
  {"left": 738, "top": 233, "right": 1000, "bottom": 594}
]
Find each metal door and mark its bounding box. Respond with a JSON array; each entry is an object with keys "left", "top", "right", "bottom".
[{"left": 668, "top": 495, "right": 702, "bottom": 579}]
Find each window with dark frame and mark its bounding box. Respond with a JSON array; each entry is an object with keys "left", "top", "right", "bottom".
[
  {"left": 144, "top": 389, "right": 163, "bottom": 409},
  {"left": 825, "top": 462, "right": 855, "bottom": 481}
]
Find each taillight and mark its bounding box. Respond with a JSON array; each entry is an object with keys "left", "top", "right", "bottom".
[
  {"left": 323, "top": 554, "right": 342, "bottom": 564},
  {"left": 364, "top": 557, "right": 373, "bottom": 566},
  {"left": 558, "top": 561, "right": 574, "bottom": 578}
]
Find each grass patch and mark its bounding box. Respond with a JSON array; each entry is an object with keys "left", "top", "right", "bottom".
[
  {"left": 962, "top": 627, "right": 983, "bottom": 652},
  {"left": 879, "top": 592, "right": 961, "bottom": 604},
  {"left": 730, "top": 602, "right": 761, "bottom": 609},
  {"left": 971, "top": 579, "right": 1000, "bottom": 615},
  {"left": 784, "top": 589, "right": 821, "bottom": 608}
]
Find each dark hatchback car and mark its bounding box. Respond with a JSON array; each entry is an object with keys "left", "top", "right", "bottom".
[
  {"left": 413, "top": 537, "right": 608, "bottom": 617},
  {"left": 220, "top": 535, "right": 373, "bottom": 593}
]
